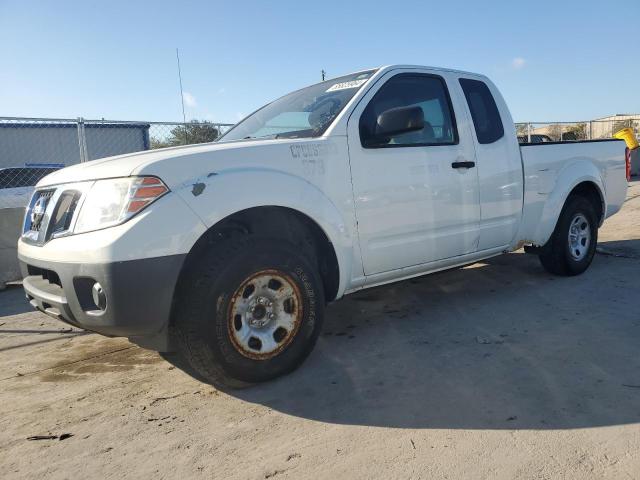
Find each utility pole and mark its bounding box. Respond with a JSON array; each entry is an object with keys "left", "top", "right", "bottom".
[{"left": 321, "top": 69, "right": 326, "bottom": 81}]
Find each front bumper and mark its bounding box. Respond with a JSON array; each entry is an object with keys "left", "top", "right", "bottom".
[{"left": 20, "top": 253, "right": 186, "bottom": 350}]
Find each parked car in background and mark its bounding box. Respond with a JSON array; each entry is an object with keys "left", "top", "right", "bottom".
[
  {"left": 0, "top": 165, "right": 61, "bottom": 288},
  {"left": 17, "top": 65, "right": 628, "bottom": 386}
]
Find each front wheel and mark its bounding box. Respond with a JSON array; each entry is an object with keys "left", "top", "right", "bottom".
[
  {"left": 173, "top": 236, "right": 324, "bottom": 387},
  {"left": 538, "top": 195, "right": 598, "bottom": 276}
]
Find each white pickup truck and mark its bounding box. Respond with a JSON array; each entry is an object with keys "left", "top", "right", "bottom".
[{"left": 18, "top": 65, "right": 628, "bottom": 386}]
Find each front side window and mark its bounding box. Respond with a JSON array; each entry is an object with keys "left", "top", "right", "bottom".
[
  {"left": 459, "top": 78, "right": 504, "bottom": 144},
  {"left": 359, "top": 74, "right": 458, "bottom": 148},
  {"left": 220, "top": 70, "right": 377, "bottom": 141}
]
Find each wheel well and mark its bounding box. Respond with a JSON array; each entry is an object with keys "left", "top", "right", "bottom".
[
  {"left": 175, "top": 206, "right": 340, "bottom": 305},
  {"left": 568, "top": 182, "right": 604, "bottom": 225}
]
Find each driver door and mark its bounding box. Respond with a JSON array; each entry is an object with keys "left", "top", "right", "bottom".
[{"left": 347, "top": 70, "right": 481, "bottom": 276}]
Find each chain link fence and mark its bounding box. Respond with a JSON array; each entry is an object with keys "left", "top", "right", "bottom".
[
  {"left": 0, "top": 117, "right": 234, "bottom": 192},
  {"left": 515, "top": 116, "right": 640, "bottom": 143}
]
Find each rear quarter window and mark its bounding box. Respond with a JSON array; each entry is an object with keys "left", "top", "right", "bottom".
[{"left": 459, "top": 78, "right": 504, "bottom": 144}]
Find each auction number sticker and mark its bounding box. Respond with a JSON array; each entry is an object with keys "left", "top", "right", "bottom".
[{"left": 326, "top": 79, "right": 368, "bottom": 92}]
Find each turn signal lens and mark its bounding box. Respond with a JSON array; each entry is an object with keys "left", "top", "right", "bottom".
[
  {"left": 128, "top": 178, "right": 168, "bottom": 213},
  {"left": 134, "top": 185, "right": 168, "bottom": 198},
  {"left": 127, "top": 199, "right": 152, "bottom": 213}
]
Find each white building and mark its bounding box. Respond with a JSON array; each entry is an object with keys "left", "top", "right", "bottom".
[{"left": 589, "top": 114, "right": 640, "bottom": 140}]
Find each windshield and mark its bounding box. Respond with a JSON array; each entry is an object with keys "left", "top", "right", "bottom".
[{"left": 221, "top": 70, "right": 377, "bottom": 141}]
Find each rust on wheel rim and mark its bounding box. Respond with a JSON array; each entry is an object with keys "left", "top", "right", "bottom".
[{"left": 227, "top": 269, "right": 303, "bottom": 360}]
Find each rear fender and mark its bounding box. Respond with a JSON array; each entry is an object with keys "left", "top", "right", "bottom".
[{"left": 530, "top": 160, "right": 604, "bottom": 246}]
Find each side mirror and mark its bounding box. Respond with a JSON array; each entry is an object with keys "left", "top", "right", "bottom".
[{"left": 374, "top": 106, "right": 424, "bottom": 141}]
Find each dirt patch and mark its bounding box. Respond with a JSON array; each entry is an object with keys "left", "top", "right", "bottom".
[{"left": 35, "top": 341, "right": 162, "bottom": 382}]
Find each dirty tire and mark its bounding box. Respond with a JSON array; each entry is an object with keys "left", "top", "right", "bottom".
[
  {"left": 173, "top": 236, "right": 324, "bottom": 387},
  {"left": 538, "top": 195, "right": 598, "bottom": 276}
]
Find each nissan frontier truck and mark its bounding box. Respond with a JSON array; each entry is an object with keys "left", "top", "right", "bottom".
[{"left": 18, "top": 65, "right": 628, "bottom": 386}]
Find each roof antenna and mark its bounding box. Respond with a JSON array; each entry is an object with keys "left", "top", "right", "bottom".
[
  {"left": 176, "top": 48, "right": 187, "bottom": 125},
  {"left": 321, "top": 69, "right": 326, "bottom": 81}
]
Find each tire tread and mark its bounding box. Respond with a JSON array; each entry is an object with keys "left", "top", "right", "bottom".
[{"left": 538, "top": 195, "right": 597, "bottom": 276}]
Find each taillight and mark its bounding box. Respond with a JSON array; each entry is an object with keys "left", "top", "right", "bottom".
[{"left": 625, "top": 147, "right": 631, "bottom": 182}]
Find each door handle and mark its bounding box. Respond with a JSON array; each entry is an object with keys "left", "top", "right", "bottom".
[{"left": 451, "top": 161, "right": 475, "bottom": 169}]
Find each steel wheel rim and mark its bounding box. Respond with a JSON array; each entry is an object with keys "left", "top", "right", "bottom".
[
  {"left": 227, "top": 269, "right": 303, "bottom": 360},
  {"left": 568, "top": 213, "right": 591, "bottom": 261}
]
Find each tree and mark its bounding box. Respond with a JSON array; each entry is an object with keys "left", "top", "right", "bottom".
[
  {"left": 515, "top": 123, "right": 529, "bottom": 136},
  {"left": 151, "top": 120, "right": 220, "bottom": 149}
]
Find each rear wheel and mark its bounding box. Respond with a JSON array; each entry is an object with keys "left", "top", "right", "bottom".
[
  {"left": 538, "top": 195, "right": 598, "bottom": 276},
  {"left": 173, "top": 236, "right": 324, "bottom": 387}
]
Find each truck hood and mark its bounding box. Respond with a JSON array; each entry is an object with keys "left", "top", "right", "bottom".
[{"left": 37, "top": 139, "right": 293, "bottom": 188}]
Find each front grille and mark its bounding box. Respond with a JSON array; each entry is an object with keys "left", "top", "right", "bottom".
[
  {"left": 23, "top": 184, "right": 87, "bottom": 245},
  {"left": 23, "top": 181, "right": 92, "bottom": 245},
  {"left": 28, "top": 189, "right": 55, "bottom": 233},
  {"left": 49, "top": 190, "right": 81, "bottom": 237}
]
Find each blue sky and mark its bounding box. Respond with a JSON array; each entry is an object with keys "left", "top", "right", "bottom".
[{"left": 0, "top": 0, "right": 637, "bottom": 123}]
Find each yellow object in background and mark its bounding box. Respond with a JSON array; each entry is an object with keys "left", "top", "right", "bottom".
[{"left": 614, "top": 128, "right": 639, "bottom": 150}]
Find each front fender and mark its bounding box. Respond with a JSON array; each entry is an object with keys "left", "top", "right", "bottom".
[
  {"left": 175, "top": 167, "right": 354, "bottom": 298},
  {"left": 531, "top": 160, "right": 605, "bottom": 245}
]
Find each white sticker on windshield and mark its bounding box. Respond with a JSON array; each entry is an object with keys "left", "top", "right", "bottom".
[{"left": 326, "top": 79, "right": 367, "bottom": 92}]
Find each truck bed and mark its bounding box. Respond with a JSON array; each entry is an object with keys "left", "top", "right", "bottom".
[{"left": 517, "top": 138, "right": 627, "bottom": 246}]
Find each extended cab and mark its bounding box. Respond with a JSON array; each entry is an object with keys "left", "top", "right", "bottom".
[{"left": 18, "top": 65, "right": 628, "bottom": 386}]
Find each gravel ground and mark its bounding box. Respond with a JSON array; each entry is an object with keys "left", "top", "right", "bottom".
[{"left": 1, "top": 181, "right": 639, "bottom": 480}]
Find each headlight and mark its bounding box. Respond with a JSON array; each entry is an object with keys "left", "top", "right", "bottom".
[{"left": 73, "top": 176, "right": 168, "bottom": 234}]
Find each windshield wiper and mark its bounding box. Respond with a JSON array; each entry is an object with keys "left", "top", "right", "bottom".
[
  {"left": 242, "top": 134, "right": 280, "bottom": 140},
  {"left": 242, "top": 130, "right": 314, "bottom": 140}
]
